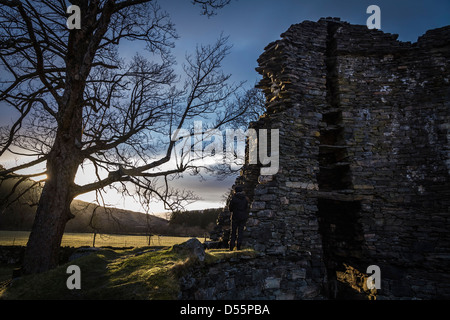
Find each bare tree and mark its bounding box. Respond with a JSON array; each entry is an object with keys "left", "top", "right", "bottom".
[{"left": 0, "top": 0, "right": 262, "bottom": 274}]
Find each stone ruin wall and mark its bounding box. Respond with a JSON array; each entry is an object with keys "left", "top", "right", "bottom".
[{"left": 207, "top": 18, "right": 450, "bottom": 299}]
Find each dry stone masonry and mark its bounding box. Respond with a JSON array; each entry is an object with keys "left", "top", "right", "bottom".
[{"left": 207, "top": 18, "right": 450, "bottom": 299}]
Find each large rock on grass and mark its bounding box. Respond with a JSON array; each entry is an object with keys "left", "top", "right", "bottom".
[{"left": 173, "top": 238, "right": 205, "bottom": 262}]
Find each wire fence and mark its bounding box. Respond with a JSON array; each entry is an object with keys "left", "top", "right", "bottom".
[{"left": 0, "top": 231, "right": 201, "bottom": 248}]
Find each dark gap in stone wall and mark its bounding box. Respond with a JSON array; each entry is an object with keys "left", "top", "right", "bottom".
[
  {"left": 317, "top": 198, "right": 365, "bottom": 298},
  {"left": 318, "top": 22, "right": 353, "bottom": 193},
  {"left": 317, "top": 21, "right": 365, "bottom": 298}
]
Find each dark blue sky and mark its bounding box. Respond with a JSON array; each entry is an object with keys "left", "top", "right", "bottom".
[{"left": 162, "top": 0, "right": 450, "bottom": 90}]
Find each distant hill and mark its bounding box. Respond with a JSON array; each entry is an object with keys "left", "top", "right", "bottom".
[
  {"left": 0, "top": 172, "right": 163, "bottom": 235},
  {"left": 0, "top": 171, "right": 219, "bottom": 237},
  {"left": 67, "top": 199, "right": 169, "bottom": 235}
]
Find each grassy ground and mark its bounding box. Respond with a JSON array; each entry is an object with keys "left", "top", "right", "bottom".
[
  {"left": 0, "top": 244, "right": 257, "bottom": 300},
  {"left": 0, "top": 230, "right": 201, "bottom": 247}
]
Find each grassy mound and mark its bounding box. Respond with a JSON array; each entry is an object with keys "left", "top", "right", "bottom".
[{"left": 0, "top": 245, "right": 256, "bottom": 300}]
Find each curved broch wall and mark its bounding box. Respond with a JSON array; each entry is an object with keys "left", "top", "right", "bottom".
[{"left": 210, "top": 18, "right": 450, "bottom": 299}]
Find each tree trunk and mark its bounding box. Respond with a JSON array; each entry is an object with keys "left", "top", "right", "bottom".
[
  {"left": 22, "top": 179, "right": 73, "bottom": 274},
  {"left": 22, "top": 110, "right": 82, "bottom": 274},
  {"left": 21, "top": 144, "right": 79, "bottom": 274}
]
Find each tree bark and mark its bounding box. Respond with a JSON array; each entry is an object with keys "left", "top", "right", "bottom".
[{"left": 22, "top": 182, "right": 72, "bottom": 274}]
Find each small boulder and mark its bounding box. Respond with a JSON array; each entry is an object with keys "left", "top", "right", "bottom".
[{"left": 173, "top": 238, "right": 205, "bottom": 262}]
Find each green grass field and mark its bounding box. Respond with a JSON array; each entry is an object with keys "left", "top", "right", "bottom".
[{"left": 0, "top": 230, "right": 203, "bottom": 248}]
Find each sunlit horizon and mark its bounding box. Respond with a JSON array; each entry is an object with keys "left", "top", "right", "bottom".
[{"left": 0, "top": 149, "right": 232, "bottom": 218}]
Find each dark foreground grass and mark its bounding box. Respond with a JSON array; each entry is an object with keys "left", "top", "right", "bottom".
[{"left": 0, "top": 245, "right": 257, "bottom": 300}]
